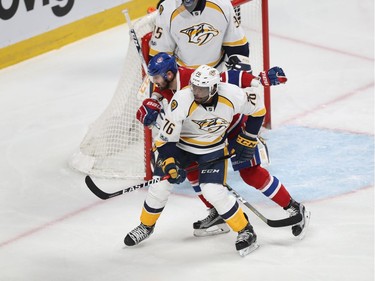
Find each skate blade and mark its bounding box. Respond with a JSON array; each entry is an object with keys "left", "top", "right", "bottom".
[
  {"left": 238, "top": 242, "right": 259, "bottom": 257},
  {"left": 295, "top": 210, "right": 311, "bottom": 240},
  {"left": 193, "top": 223, "right": 230, "bottom": 237}
]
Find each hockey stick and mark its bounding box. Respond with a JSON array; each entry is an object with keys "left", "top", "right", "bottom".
[
  {"left": 122, "top": 9, "right": 160, "bottom": 127},
  {"left": 123, "top": 9, "right": 148, "bottom": 74},
  {"left": 85, "top": 154, "right": 234, "bottom": 200},
  {"left": 225, "top": 184, "right": 302, "bottom": 227},
  {"left": 85, "top": 175, "right": 166, "bottom": 200}
]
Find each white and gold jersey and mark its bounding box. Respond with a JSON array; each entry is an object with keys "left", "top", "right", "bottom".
[
  {"left": 155, "top": 83, "right": 266, "bottom": 155},
  {"left": 150, "top": 0, "right": 247, "bottom": 69}
]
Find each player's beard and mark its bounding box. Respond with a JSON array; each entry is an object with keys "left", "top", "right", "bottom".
[
  {"left": 194, "top": 95, "right": 210, "bottom": 104},
  {"left": 156, "top": 79, "right": 171, "bottom": 91}
]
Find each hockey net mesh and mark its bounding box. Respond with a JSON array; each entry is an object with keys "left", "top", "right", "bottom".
[
  {"left": 70, "top": 0, "right": 266, "bottom": 179},
  {"left": 70, "top": 12, "right": 156, "bottom": 179}
]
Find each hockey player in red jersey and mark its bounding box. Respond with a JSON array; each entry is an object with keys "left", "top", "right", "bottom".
[{"left": 136, "top": 53, "right": 310, "bottom": 239}]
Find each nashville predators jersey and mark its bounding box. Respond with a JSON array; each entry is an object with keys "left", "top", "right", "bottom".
[
  {"left": 155, "top": 82, "right": 266, "bottom": 155},
  {"left": 150, "top": 0, "right": 247, "bottom": 69}
]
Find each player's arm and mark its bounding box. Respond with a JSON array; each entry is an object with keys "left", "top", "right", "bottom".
[
  {"left": 154, "top": 96, "right": 186, "bottom": 184},
  {"left": 232, "top": 89, "right": 266, "bottom": 162},
  {"left": 136, "top": 96, "right": 162, "bottom": 127},
  {"left": 223, "top": 44, "right": 249, "bottom": 60},
  {"left": 136, "top": 86, "right": 177, "bottom": 127},
  {"left": 224, "top": 55, "right": 287, "bottom": 87},
  {"left": 222, "top": 3, "right": 250, "bottom": 60},
  {"left": 149, "top": 4, "right": 176, "bottom": 59},
  {"left": 226, "top": 69, "right": 288, "bottom": 88}
]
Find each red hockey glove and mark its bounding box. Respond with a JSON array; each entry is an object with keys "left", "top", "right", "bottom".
[
  {"left": 161, "top": 157, "right": 186, "bottom": 184},
  {"left": 259, "top": 67, "right": 287, "bottom": 86},
  {"left": 136, "top": 98, "right": 162, "bottom": 126}
]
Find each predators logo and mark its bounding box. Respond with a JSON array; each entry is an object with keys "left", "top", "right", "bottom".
[
  {"left": 171, "top": 100, "right": 178, "bottom": 111},
  {"left": 180, "top": 23, "right": 219, "bottom": 46},
  {"left": 192, "top": 117, "right": 229, "bottom": 133}
]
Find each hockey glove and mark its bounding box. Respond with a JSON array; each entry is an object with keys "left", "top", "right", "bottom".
[
  {"left": 161, "top": 157, "right": 186, "bottom": 184},
  {"left": 232, "top": 131, "right": 258, "bottom": 163},
  {"left": 259, "top": 67, "right": 287, "bottom": 86},
  {"left": 136, "top": 98, "right": 162, "bottom": 126},
  {"left": 225, "top": 55, "right": 252, "bottom": 72}
]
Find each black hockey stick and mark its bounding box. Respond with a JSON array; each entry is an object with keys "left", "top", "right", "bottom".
[
  {"left": 85, "top": 154, "right": 234, "bottom": 200},
  {"left": 225, "top": 184, "right": 302, "bottom": 228},
  {"left": 85, "top": 175, "right": 166, "bottom": 200}
]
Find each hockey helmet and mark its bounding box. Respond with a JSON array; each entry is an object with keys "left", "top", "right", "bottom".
[
  {"left": 190, "top": 65, "right": 220, "bottom": 104},
  {"left": 148, "top": 52, "right": 178, "bottom": 81}
]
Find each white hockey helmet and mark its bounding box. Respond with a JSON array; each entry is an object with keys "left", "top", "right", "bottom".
[{"left": 190, "top": 65, "right": 220, "bottom": 104}]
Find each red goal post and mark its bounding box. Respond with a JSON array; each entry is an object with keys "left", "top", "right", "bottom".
[
  {"left": 232, "top": 0, "right": 271, "bottom": 129},
  {"left": 69, "top": 0, "right": 271, "bottom": 180}
]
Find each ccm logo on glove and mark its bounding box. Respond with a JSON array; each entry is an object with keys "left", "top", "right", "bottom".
[{"left": 236, "top": 135, "right": 257, "bottom": 148}]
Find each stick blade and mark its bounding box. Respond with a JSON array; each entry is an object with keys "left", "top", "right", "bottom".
[
  {"left": 85, "top": 176, "right": 111, "bottom": 200},
  {"left": 267, "top": 213, "right": 303, "bottom": 228}
]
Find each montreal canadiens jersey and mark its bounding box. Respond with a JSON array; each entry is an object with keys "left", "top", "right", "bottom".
[
  {"left": 155, "top": 82, "right": 266, "bottom": 155},
  {"left": 150, "top": 0, "right": 247, "bottom": 68}
]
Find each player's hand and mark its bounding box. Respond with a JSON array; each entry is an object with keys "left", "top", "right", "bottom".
[
  {"left": 161, "top": 157, "right": 186, "bottom": 184},
  {"left": 259, "top": 67, "right": 287, "bottom": 86},
  {"left": 136, "top": 98, "right": 162, "bottom": 126},
  {"left": 232, "top": 131, "right": 258, "bottom": 162},
  {"left": 225, "top": 55, "right": 252, "bottom": 72}
]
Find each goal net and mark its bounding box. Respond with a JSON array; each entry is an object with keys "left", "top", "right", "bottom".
[{"left": 70, "top": 0, "right": 270, "bottom": 179}]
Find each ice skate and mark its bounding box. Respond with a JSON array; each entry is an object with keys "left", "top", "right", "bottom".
[
  {"left": 193, "top": 208, "right": 230, "bottom": 237},
  {"left": 235, "top": 223, "right": 259, "bottom": 257},
  {"left": 284, "top": 199, "right": 311, "bottom": 240},
  {"left": 124, "top": 223, "right": 155, "bottom": 246}
]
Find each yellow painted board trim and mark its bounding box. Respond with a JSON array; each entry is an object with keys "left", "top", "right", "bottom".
[{"left": 0, "top": 0, "right": 158, "bottom": 70}]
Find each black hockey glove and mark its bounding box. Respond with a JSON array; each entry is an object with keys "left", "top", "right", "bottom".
[
  {"left": 232, "top": 131, "right": 258, "bottom": 163},
  {"left": 161, "top": 157, "right": 186, "bottom": 184},
  {"left": 225, "top": 55, "right": 252, "bottom": 72}
]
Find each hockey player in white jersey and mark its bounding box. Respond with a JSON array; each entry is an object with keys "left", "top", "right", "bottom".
[
  {"left": 137, "top": 52, "right": 310, "bottom": 239},
  {"left": 149, "top": 0, "right": 249, "bottom": 70},
  {"left": 125, "top": 65, "right": 266, "bottom": 256}
]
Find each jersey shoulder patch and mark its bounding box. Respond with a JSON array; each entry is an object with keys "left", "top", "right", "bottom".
[{"left": 171, "top": 99, "right": 178, "bottom": 111}]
